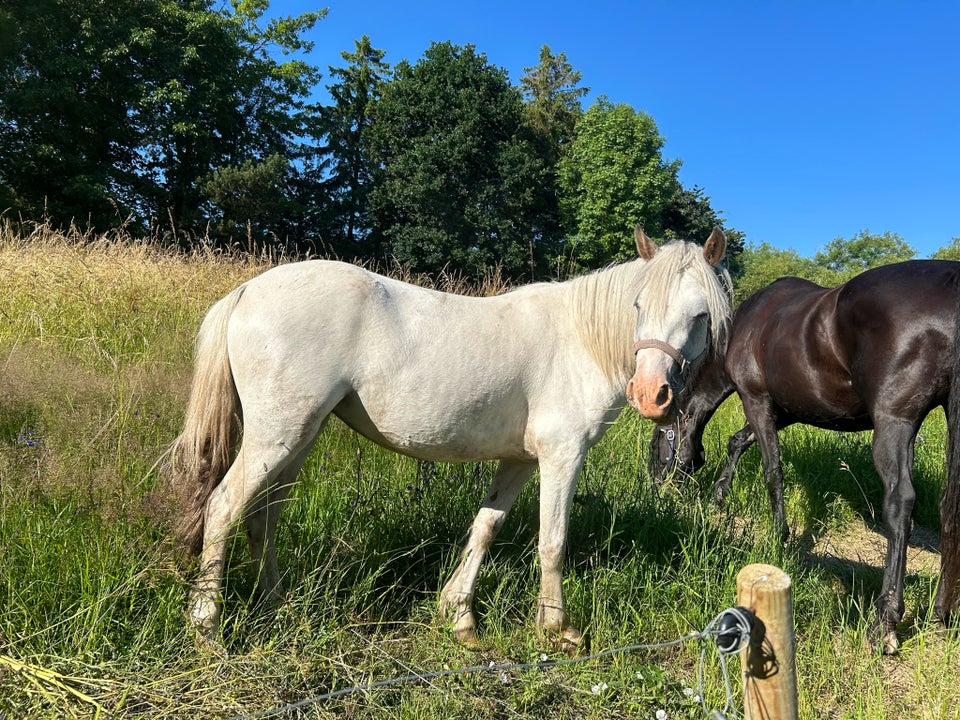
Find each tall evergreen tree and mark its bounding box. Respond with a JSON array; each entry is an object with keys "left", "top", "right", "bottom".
[
  {"left": 661, "top": 184, "right": 745, "bottom": 277},
  {"left": 519, "top": 46, "right": 588, "bottom": 269},
  {"left": 314, "top": 36, "right": 390, "bottom": 259},
  {"left": 520, "top": 46, "right": 588, "bottom": 163}
]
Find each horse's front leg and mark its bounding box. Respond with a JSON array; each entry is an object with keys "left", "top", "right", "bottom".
[
  {"left": 740, "top": 401, "right": 789, "bottom": 543},
  {"left": 439, "top": 460, "right": 535, "bottom": 645},
  {"left": 713, "top": 424, "right": 755, "bottom": 503},
  {"left": 535, "top": 452, "right": 586, "bottom": 653},
  {"left": 870, "top": 420, "right": 917, "bottom": 654}
]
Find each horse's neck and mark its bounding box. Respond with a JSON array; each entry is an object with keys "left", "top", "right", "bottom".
[
  {"left": 685, "top": 350, "right": 734, "bottom": 426},
  {"left": 568, "top": 263, "right": 642, "bottom": 388}
]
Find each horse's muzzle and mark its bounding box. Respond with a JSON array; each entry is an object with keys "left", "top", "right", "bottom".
[{"left": 625, "top": 375, "right": 677, "bottom": 423}]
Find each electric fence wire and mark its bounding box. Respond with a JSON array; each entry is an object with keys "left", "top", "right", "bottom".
[{"left": 225, "top": 606, "right": 754, "bottom": 720}]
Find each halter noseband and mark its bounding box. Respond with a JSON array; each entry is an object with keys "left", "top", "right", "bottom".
[{"left": 632, "top": 338, "right": 690, "bottom": 376}]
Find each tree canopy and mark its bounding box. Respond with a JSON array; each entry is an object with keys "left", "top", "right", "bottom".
[
  {"left": 0, "top": 0, "right": 324, "bottom": 243},
  {"left": 366, "top": 42, "right": 551, "bottom": 280},
  {"left": 558, "top": 98, "right": 680, "bottom": 267},
  {"left": 2, "top": 2, "right": 758, "bottom": 282}
]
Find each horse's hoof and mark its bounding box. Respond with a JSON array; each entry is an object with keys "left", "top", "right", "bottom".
[
  {"left": 881, "top": 630, "right": 900, "bottom": 655},
  {"left": 540, "top": 625, "right": 585, "bottom": 656},
  {"left": 865, "top": 619, "right": 899, "bottom": 655},
  {"left": 192, "top": 625, "right": 227, "bottom": 656},
  {"left": 712, "top": 484, "right": 728, "bottom": 505},
  {"left": 932, "top": 607, "right": 951, "bottom": 629},
  {"left": 452, "top": 626, "right": 481, "bottom": 648},
  {"left": 558, "top": 626, "right": 585, "bottom": 656}
]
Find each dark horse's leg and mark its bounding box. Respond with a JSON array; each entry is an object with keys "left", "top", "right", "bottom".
[
  {"left": 712, "top": 424, "right": 756, "bottom": 503},
  {"left": 870, "top": 418, "right": 917, "bottom": 654},
  {"left": 934, "top": 309, "right": 960, "bottom": 628},
  {"left": 935, "top": 390, "right": 960, "bottom": 627},
  {"left": 936, "top": 470, "right": 960, "bottom": 627},
  {"left": 738, "top": 399, "right": 789, "bottom": 543}
]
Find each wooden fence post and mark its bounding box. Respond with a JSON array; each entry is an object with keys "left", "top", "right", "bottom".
[{"left": 736, "top": 564, "right": 798, "bottom": 720}]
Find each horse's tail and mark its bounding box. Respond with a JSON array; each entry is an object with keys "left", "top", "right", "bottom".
[
  {"left": 939, "top": 281, "right": 960, "bottom": 622},
  {"left": 169, "top": 285, "right": 246, "bottom": 557}
]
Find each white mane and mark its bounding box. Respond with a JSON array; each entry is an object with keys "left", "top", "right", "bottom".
[{"left": 569, "top": 241, "right": 732, "bottom": 385}]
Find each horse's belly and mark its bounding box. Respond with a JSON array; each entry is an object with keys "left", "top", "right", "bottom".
[
  {"left": 771, "top": 386, "right": 867, "bottom": 427},
  {"left": 333, "top": 392, "right": 533, "bottom": 462}
]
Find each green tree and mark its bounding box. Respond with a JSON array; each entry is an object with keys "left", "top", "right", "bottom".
[
  {"left": 660, "top": 184, "right": 746, "bottom": 278},
  {"left": 520, "top": 46, "right": 587, "bottom": 158},
  {"left": 932, "top": 237, "right": 960, "bottom": 261},
  {"left": 0, "top": 0, "right": 324, "bottom": 241},
  {"left": 735, "top": 242, "right": 825, "bottom": 302},
  {"left": 367, "top": 41, "right": 548, "bottom": 281},
  {"left": 813, "top": 229, "right": 916, "bottom": 282},
  {"left": 314, "top": 36, "right": 391, "bottom": 259},
  {"left": 557, "top": 97, "right": 680, "bottom": 267},
  {"left": 0, "top": 0, "right": 148, "bottom": 227},
  {"left": 139, "top": 0, "right": 325, "bottom": 242},
  {"left": 519, "top": 45, "right": 588, "bottom": 271},
  {"left": 200, "top": 154, "right": 299, "bottom": 250}
]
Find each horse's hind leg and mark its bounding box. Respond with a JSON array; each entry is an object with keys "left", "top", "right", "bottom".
[
  {"left": 934, "top": 456, "right": 960, "bottom": 627},
  {"left": 189, "top": 428, "right": 322, "bottom": 638},
  {"left": 439, "top": 459, "right": 535, "bottom": 645},
  {"left": 870, "top": 419, "right": 917, "bottom": 654},
  {"left": 935, "top": 526, "right": 960, "bottom": 628},
  {"left": 245, "top": 442, "right": 318, "bottom": 607}
]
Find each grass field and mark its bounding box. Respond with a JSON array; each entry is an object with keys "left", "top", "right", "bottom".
[{"left": 0, "top": 224, "right": 957, "bottom": 719}]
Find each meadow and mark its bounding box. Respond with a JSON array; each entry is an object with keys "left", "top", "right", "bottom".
[{"left": 0, "top": 224, "right": 957, "bottom": 719}]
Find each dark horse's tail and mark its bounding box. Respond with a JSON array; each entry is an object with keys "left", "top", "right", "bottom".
[
  {"left": 168, "top": 286, "right": 246, "bottom": 557},
  {"left": 936, "top": 278, "right": 960, "bottom": 624}
]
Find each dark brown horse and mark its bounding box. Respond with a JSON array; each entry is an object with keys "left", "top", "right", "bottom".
[{"left": 650, "top": 261, "right": 960, "bottom": 653}]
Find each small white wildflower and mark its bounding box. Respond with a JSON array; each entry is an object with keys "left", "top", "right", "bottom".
[
  {"left": 655, "top": 710, "right": 668, "bottom": 720},
  {"left": 591, "top": 681, "right": 609, "bottom": 694},
  {"left": 682, "top": 687, "right": 695, "bottom": 697},
  {"left": 539, "top": 653, "right": 549, "bottom": 662}
]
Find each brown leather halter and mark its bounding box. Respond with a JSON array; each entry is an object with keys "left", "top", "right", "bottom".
[{"left": 632, "top": 338, "right": 690, "bottom": 376}]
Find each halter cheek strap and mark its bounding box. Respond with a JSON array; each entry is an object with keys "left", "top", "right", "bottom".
[{"left": 632, "top": 338, "right": 689, "bottom": 375}]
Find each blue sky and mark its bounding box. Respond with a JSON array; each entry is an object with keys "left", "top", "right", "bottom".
[{"left": 285, "top": 1, "right": 958, "bottom": 258}]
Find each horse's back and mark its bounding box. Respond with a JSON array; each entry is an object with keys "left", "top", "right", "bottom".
[{"left": 729, "top": 261, "right": 960, "bottom": 425}]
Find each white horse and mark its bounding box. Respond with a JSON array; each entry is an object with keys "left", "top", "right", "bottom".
[{"left": 170, "top": 227, "right": 730, "bottom": 649}]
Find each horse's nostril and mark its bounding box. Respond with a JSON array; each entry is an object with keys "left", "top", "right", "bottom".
[{"left": 655, "top": 384, "right": 672, "bottom": 407}]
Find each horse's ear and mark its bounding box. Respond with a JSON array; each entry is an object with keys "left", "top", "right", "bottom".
[
  {"left": 702, "top": 227, "right": 726, "bottom": 267},
  {"left": 635, "top": 226, "right": 657, "bottom": 261}
]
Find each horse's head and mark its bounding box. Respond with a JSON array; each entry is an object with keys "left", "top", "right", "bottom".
[
  {"left": 648, "top": 416, "right": 707, "bottom": 482},
  {"left": 626, "top": 226, "right": 730, "bottom": 424}
]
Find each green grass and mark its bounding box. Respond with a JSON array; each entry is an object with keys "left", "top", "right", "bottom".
[{"left": 0, "top": 224, "right": 957, "bottom": 718}]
